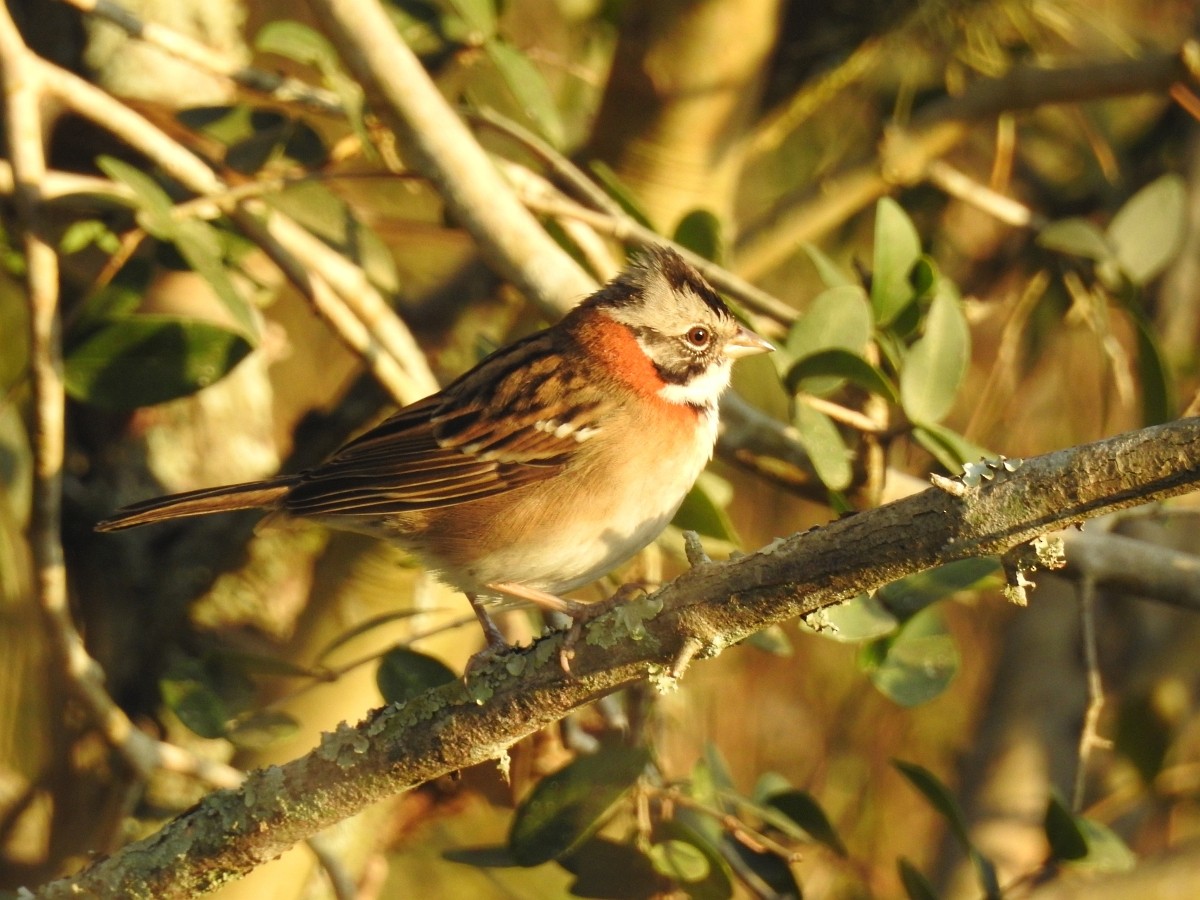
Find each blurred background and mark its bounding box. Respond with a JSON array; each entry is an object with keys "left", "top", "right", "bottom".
[{"left": 2, "top": 0, "right": 1200, "bottom": 896}]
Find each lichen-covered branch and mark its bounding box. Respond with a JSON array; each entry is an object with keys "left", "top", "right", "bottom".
[{"left": 35, "top": 417, "right": 1200, "bottom": 899}]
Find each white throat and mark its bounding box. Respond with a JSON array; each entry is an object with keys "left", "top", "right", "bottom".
[{"left": 655, "top": 358, "right": 733, "bottom": 409}]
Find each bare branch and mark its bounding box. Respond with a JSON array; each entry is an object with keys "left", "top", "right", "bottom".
[
  {"left": 306, "top": 0, "right": 595, "bottom": 316},
  {"left": 0, "top": 1, "right": 244, "bottom": 793},
  {"left": 34, "top": 51, "right": 437, "bottom": 403},
  {"left": 735, "top": 43, "right": 1198, "bottom": 277},
  {"left": 57, "top": 0, "right": 344, "bottom": 111}
]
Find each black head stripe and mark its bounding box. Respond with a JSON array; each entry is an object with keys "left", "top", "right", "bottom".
[{"left": 642, "top": 246, "right": 730, "bottom": 319}]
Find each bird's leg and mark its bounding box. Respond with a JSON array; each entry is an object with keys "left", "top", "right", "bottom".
[
  {"left": 486, "top": 580, "right": 648, "bottom": 673},
  {"left": 467, "top": 592, "right": 509, "bottom": 650},
  {"left": 462, "top": 593, "right": 519, "bottom": 683},
  {"left": 560, "top": 582, "right": 649, "bottom": 671},
  {"left": 484, "top": 581, "right": 587, "bottom": 617}
]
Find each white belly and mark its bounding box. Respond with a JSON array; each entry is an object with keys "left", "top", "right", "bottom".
[{"left": 468, "top": 410, "right": 717, "bottom": 594}]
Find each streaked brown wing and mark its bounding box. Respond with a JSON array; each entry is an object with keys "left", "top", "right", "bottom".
[{"left": 282, "top": 336, "right": 610, "bottom": 517}]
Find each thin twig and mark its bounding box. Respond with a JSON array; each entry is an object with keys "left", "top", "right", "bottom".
[
  {"left": 1073, "top": 576, "right": 1109, "bottom": 811},
  {"left": 797, "top": 393, "right": 885, "bottom": 434},
  {"left": 736, "top": 44, "right": 1197, "bottom": 277},
  {"left": 55, "top": 0, "right": 345, "bottom": 112},
  {"left": 467, "top": 106, "right": 623, "bottom": 217},
  {"left": 926, "top": 159, "right": 1045, "bottom": 229},
  {"left": 0, "top": 3, "right": 244, "bottom": 794},
  {"left": 963, "top": 271, "right": 1050, "bottom": 442},
  {"left": 34, "top": 52, "right": 437, "bottom": 404},
  {"left": 506, "top": 167, "right": 795, "bottom": 334},
  {"left": 306, "top": 834, "right": 359, "bottom": 900},
  {"left": 308, "top": 0, "right": 596, "bottom": 317}
]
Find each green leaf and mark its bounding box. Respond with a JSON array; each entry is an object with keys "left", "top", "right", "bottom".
[
  {"left": 177, "top": 105, "right": 252, "bottom": 145},
  {"left": 59, "top": 219, "right": 119, "bottom": 255},
  {"left": 375, "top": 647, "right": 456, "bottom": 705},
  {"left": 899, "top": 282, "right": 970, "bottom": 425},
  {"left": 800, "top": 593, "right": 899, "bottom": 643},
  {"left": 0, "top": 403, "right": 32, "bottom": 528},
  {"left": 1114, "top": 690, "right": 1176, "bottom": 785},
  {"left": 786, "top": 348, "right": 898, "bottom": 403},
  {"left": 897, "top": 858, "right": 941, "bottom": 900},
  {"left": 877, "top": 558, "right": 1001, "bottom": 619},
  {"left": 743, "top": 625, "right": 793, "bottom": 656},
  {"left": 254, "top": 21, "right": 366, "bottom": 150},
  {"left": 802, "top": 242, "right": 853, "bottom": 288},
  {"left": 783, "top": 283, "right": 873, "bottom": 395},
  {"left": 442, "top": 0, "right": 497, "bottom": 44},
  {"left": 559, "top": 838, "right": 663, "bottom": 899},
  {"left": 651, "top": 821, "right": 735, "bottom": 900},
  {"left": 381, "top": 3, "right": 449, "bottom": 58},
  {"left": 268, "top": 181, "right": 399, "bottom": 296},
  {"left": 909, "top": 256, "right": 938, "bottom": 301},
  {"left": 443, "top": 844, "right": 520, "bottom": 868},
  {"left": 474, "top": 40, "right": 565, "bottom": 149},
  {"left": 1069, "top": 818, "right": 1136, "bottom": 874},
  {"left": 912, "top": 423, "right": 991, "bottom": 472},
  {"left": 97, "top": 156, "right": 176, "bottom": 239},
  {"left": 255, "top": 20, "right": 341, "bottom": 71},
  {"left": 1037, "top": 218, "right": 1113, "bottom": 261},
  {"left": 508, "top": 743, "right": 649, "bottom": 866},
  {"left": 220, "top": 112, "right": 327, "bottom": 174},
  {"left": 673, "top": 210, "right": 723, "bottom": 262},
  {"left": 751, "top": 772, "right": 793, "bottom": 803},
  {"left": 692, "top": 743, "right": 737, "bottom": 811},
  {"left": 1108, "top": 174, "right": 1187, "bottom": 285},
  {"left": 68, "top": 263, "right": 147, "bottom": 336},
  {"left": 793, "top": 403, "right": 852, "bottom": 491},
  {"left": 64, "top": 314, "right": 252, "bottom": 410},
  {"left": 863, "top": 607, "right": 959, "bottom": 707},
  {"left": 766, "top": 790, "right": 847, "bottom": 856},
  {"left": 649, "top": 839, "right": 710, "bottom": 884},
  {"left": 893, "top": 760, "right": 1000, "bottom": 899},
  {"left": 89, "top": 171, "right": 255, "bottom": 343},
  {"left": 787, "top": 285, "right": 872, "bottom": 360},
  {"left": 160, "top": 664, "right": 229, "bottom": 740},
  {"left": 1043, "top": 793, "right": 1089, "bottom": 862},
  {"left": 871, "top": 197, "right": 922, "bottom": 325},
  {"left": 589, "top": 161, "right": 655, "bottom": 229},
  {"left": 671, "top": 471, "right": 738, "bottom": 543},
  {"left": 171, "top": 218, "right": 260, "bottom": 339},
  {"left": 227, "top": 709, "right": 300, "bottom": 750},
  {"left": 1130, "top": 314, "right": 1173, "bottom": 426},
  {"left": 726, "top": 842, "right": 800, "bottom": 899}
]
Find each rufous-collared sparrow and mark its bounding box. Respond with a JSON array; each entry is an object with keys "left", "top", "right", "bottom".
[{"left": 96, "top": 247, "right": 773, "bottom": 652}]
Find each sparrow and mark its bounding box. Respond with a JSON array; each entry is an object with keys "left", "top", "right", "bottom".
[{"left": 96, "top": 246, "right": 773, "bottom": 657}]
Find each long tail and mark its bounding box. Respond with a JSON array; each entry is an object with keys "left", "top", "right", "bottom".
[{"left": 95, "top": 477, "right": 300, "bottom": 532}]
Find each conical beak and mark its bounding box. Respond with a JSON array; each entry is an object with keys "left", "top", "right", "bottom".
[{"left": 724, "top": 325, "right": 775, "bottom": 359}]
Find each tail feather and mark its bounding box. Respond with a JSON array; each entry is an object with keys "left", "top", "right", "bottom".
[{"left": 95, "top": 477, "right": 298, "bottom": 532}]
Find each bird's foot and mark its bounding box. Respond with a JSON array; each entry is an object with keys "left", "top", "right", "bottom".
[{"left": 559, "top": 582, "right": 650, "bottom": 673}]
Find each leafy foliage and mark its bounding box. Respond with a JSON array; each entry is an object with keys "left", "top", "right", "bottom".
[
  {"left": 507, "top": 742, "right": 649, "bottom": 866},
  {"left": 780, "top": 199, "right": 979, "bottom": 496}
]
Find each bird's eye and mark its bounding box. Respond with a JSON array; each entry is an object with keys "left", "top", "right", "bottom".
[{"left": 685, "top": 326, "right": 710, "bottom": 348}]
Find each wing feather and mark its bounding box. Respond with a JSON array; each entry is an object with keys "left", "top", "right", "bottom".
[{"left": 282, "top": 336, "right": 612, "bottom": 518}]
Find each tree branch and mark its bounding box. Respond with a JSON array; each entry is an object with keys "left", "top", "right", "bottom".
[
  {"left": 34, "top": 417, "right": 1200, "bottom": 898},
  {"left": 306, "top": 0, "right": 595, "bottom": 317},
  {"left": 735, "top": 42, "right": 1199, "bottom": 277}
]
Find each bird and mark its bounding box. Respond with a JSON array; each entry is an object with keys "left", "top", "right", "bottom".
[{"left": 96, "top": 246, "right": 773, "bottom": 659}]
